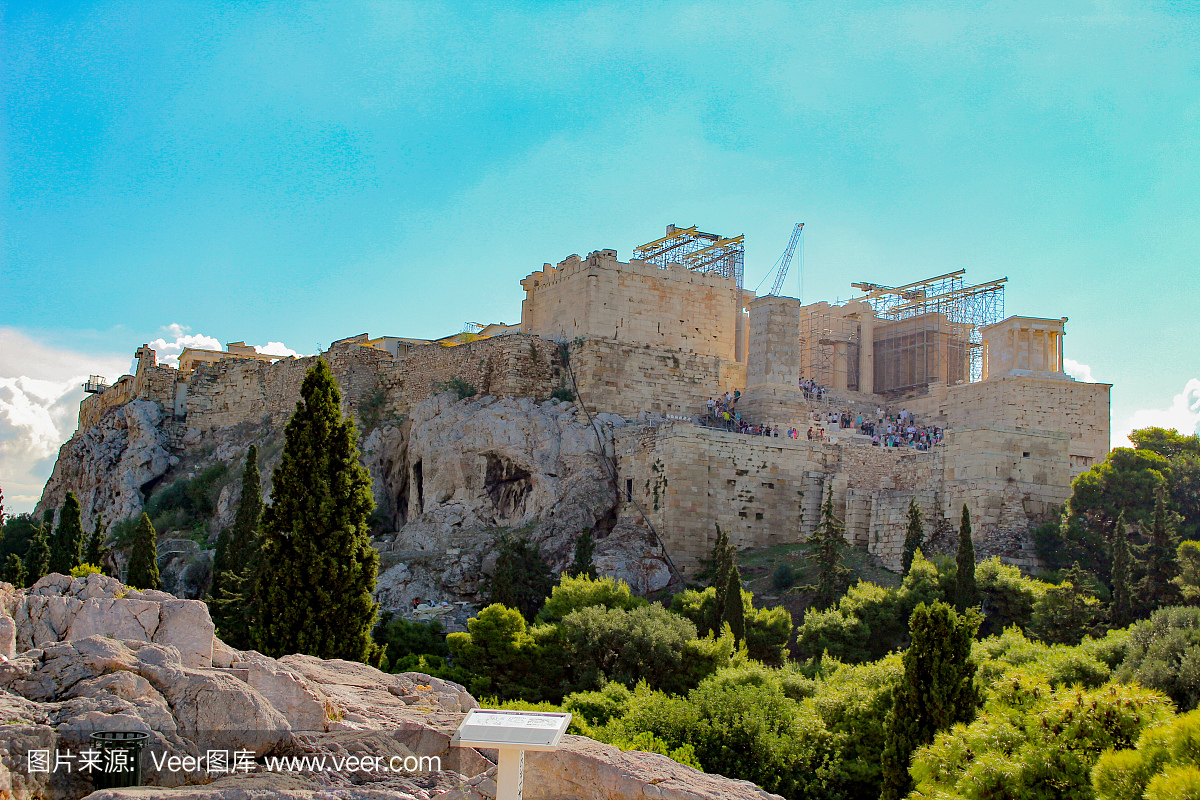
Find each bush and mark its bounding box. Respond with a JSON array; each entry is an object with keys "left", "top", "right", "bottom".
[
  {"left": 1094, "top": 708, "right": 1200, "bottom": 800},
  {"left": 1115, "top": 606, "right": 1200, "bottom": 711},
  {"left": 69, "top": 563, "right": 103, "bottom": 578},
  {"left": 772, "top": 563, "right": 797, "bottom": 591},
  {"left": 433, "top": 377, "right": 476, "bottom": 400},
  {"left": 447, "top": 604, "right": 560, "bottom": 701},
  {"left": 560, "top": 603, "right": 731, "bottom": 696},
  {"left": 976, "top": 556, "right": 1050, "bottom": 636},
  {"left": 372, "top": 613, "right": 448, "bottom": 671},
  {"left": 538, "top": 573, "right": 645, "bottom": 623},
  {"left": 550, "top": 387, "right": 576, "bottom": 403},
  {"left": 145, "top": 464, "right": 228, "bottom": 538},
  {"left": 909, "top": 673, "right": 1174, "bottom": 799},
  {"left": 974, "top": 625, "right": 1113, "bottom": 690},
  {"left": 669, "top": 586, "right": 791, "bottom": 665}
]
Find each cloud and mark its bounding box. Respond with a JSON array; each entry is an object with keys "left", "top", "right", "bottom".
[
  {"left": 147, "top": 323, "right": 222, "bottom": 368},
  {"left": 255, "top": 341, "right": 302, "bottom": 358},
  {"left": 1064, "top": 358, "right": 1096, "bottom": 382},
  {"left": 0, "top": 329, "right": 128, "bottom": 514},
  {"left": 1116, "top": 377, "right": 1200, "bottom": 447}
]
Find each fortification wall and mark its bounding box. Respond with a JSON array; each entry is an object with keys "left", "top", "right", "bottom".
[
  {"left": 521, "top": 250, "right": 742, "bottom": 361},
  {"left": 619, "top": 422, "right": 1061, "bottom": 576},
  {"left": 570, "top": 338, "right": 745, "bottom": 420},
  {"left": 904, "top": 376, "right": 1110, "bottom": 475}
]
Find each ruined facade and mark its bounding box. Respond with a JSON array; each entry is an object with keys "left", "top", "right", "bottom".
[{"left": 55, "top": 225, "right": 1112, "bottom": 582}]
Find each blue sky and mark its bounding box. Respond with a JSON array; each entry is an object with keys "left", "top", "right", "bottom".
[{"left": 2, "top": 0, "right": 1198, "bottom": 512}]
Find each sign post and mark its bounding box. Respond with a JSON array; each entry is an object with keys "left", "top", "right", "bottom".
[{"left": 451, "top": 709, "right": 572, "bottom": 800}]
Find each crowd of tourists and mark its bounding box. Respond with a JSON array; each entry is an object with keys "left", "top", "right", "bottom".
[{"left": 703, "top": 387, "right": 944, "bottom": 450}]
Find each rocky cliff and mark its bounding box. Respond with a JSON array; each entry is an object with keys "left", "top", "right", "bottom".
[
  {"left": 35, "top": 391, "right": 674, "bottom": 612},
  {"left": 0, "top": 575, "right": 778, "bottom": 800}
]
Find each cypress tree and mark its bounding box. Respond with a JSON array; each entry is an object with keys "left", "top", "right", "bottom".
[
  {"left": 3, "top": 553, "right": 25, "bottom": 587},
  {"left": 710, "top": 529, "right": 736, "bottom": 635},
  {"left": 126, "top": 513, "right": 161, "bottom": 590},
  {"left": 211, "top": 446, "right": 264, "bottom": 648},
  {"left": 252, "top": 358, "right": 380, "bottom": 662},
  {"left": 879, "top": 601, "right": 982, "bottom": 800},
  {"left": 722, "top": 563, "right": 746, "bottom": 644},
  {"left": 570, "top": 528, "right": 597, "bottom": 579},
  {"left": 49, "top": 491, "right": 83, "bottom": 575},
  {"left": 697, "top": 524, "right": 731, "bottom": 587},
  {"left": 24, "top": 522, "right": 50, "bottom": 587},
  {"left": 0, "top": 482, "right": 5, "bottom": 528},
  {"left": 902, "top": 497, "right": 924, "bottom": 576},
  {"left": 1110, "top": 511, "right": 1134, "bottom": 627},
  {"left": 955, "top": 504, "right": 978, "bottom": 611},
  {"left": 1139, "top": 485, "right": 1182, "bottom": 612},
  {"left": 85, "top": 517, "right": 107, "bottom": 569},
  {"left": 809, "top": 487, "right": 850, "bottom": 610}
]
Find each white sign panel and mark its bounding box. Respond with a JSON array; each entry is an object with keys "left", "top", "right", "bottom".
[{"left": 452, "top": 709, "right": 572, "bottom": 750}]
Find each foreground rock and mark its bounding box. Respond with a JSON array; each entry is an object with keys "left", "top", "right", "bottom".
[{"left": 0, "top": 576, "right": 779, "bottom": 800}]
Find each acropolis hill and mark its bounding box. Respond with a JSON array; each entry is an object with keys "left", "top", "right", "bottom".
[{"left": 38, "top": 224, "right": 1110, "bottom": 606}]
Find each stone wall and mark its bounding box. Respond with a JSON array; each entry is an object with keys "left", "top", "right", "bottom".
[
  {"left": 570, "top": 338, "right": 745, "bottom": 420},
  {"left": 521, "top": 249, "right": 743, "bottom": 361},
  {"left": 904, "top": 375, "right": 1110, "bottom": 476}
]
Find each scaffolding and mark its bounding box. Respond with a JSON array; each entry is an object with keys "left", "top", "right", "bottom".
[
  {"left": 852, "top": 270, "right": 1006, "bottom": 386},
  {"left": 801, "top": 309, "right": 861, "bottom": 392},
  {"left": 635, "top": 224, "right": 747, "bottom": 359}
]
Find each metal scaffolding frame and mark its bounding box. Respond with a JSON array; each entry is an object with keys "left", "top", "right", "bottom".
[
  {"left": 802, "top": 310, "right": 861, "bottom": 393},
  {"left": 852, "top": 271, "right": 1006, "bottom": 384},
  {"left": 635, "top": 225, "right": 747, "bottom": 359}
]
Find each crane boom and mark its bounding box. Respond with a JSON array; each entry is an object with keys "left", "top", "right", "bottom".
[{"left": 769, "top": 223, "right": 804, "bottom": 296}]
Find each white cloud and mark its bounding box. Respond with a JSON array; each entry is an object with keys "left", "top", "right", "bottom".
[
  {"left": 0, "top": 328, "right": 128, "bottom": 514},
  {"left": 147, "top": 323, "right": 222, "bottom": 368},
  {"left": 1115, "top": 377, "right": 1200, "bottom": 447},
  {"left": 255, "top": 341, "right": 302, "bottom": 358},
  {"left": 1064, "top": 358, "right": 1096, "bottom": 383}
]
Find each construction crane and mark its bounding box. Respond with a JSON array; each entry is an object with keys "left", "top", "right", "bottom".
[{"left": 765, "top": 223, "right": 803, "bottom": 297}]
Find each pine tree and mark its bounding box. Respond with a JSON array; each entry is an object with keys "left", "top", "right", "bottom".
[
  {"left": 487, "top": 534, "right": 556, "bottom": 621},
  {"left": 809, "top": 487, "right": 850, "bottom": 610},
  {"left": 251, "top": 359, "right": 380, "bottom": 662},
  {"left": 955, "top": 504, "right": 978, "bottom": 611},
  {"left": 49, "top": 491, "right": 83, "bottom": 575},
  {"left": 3, "top": 553, "right": 25, "bottom": 587},
  {"left": 210, "top": 447, "right": 264, "bottom": 648},
  {"left": 879, "top": 601, "right": 982, "bottom": 800},
  {"left": 902, "top": 498, "right": 924, "bottom": 576},
  {"left": 1110, "top": 511, "right": 1134, "bottom": 627},
  {"left": 24, "top": 522, "right": 50, "bottom": 587},
  {"left": 126, "top": 513, "right": 161, "bottom": 590},
  {"left": 570, "top": 528, "right": 597, "bottom": 579},
  {"left": 1139, "top": 485, "right": 1182, "bottom": 612},
  {"left": 722, "top": 563, "right": 746, "bottom": 644},
  {"left": 1030, "top": 562, "right": 1101, "bottom": 645}
]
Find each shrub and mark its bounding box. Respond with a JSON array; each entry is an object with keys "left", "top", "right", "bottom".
[
  {"left": 1094, "top": 708, "right": 1200, "bottom": 800},
  {"left": 976, "top": 556, "right": 1050, "bottom": 636},
  {"left": 563, "top": 681, "right": 633, "bottom": 726},
  {"left": 669, "top": 586, "right": 791, "bottom": 665},
  {"left": 69, "top": 563, "right": 103, "bottom": 578},
  {"left": 1115, "top": 606, "right": 1200, "bottom": 711},
  {"left": 909, "top": 673, "right": 1174, "bottom": 799},
  {"left": 373, "top": 613, "right": 448, "bottom": 670},
  {"left": 447, "top": 603, "right": 558, "bottom": 701},
  {"left": 145, "top": 464, "right": 228, "bottom": 537},
  {"left": 560, "top": 603, "right": 730, "bottom": 696},
  {"left": 538, "top": 573, "right": 645, "bottom": 623},
  {"left": 772, "top": 563, "right": 797, "bottom": 591},
  {"left": 433, "top": 376, "right": 476, "bottom": 400},
  {"left": 550, "top": 387, "right": 575, "bottom": 403}
]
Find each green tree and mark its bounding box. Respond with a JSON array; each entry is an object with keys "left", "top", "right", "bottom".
[
  {"left": 722, "top": 563, "right": 746, "bottom": 644},
  {"left": 954, "top": 504, "right": 977, "bottom": 611},
  {"left": 85, "top": 517, "right": 107, "bottom": 571},
  {"left": 902, "top": 498, "right": 924, "bottom": 576},
  {"left": 126, "top": 513, "right": 161, "bottom": 590},
  {"left": 879, "top": 601, "right": 982, "bottom": 800},
  {"left": 0, "top": 482, "right": 4, "bottom": 527},
  {"left": 1, "top": 513, "right": 39, "bottom": 564},
  {"left": 570, "top": 528, "right": 597, "bottom": 579},
  {"left": 1070, "top": 447, "right": 1172, "bottom": 530},
  {"left": 538, "top": 573, "right": 646, "bottom": 623},
  {"left": 1139, "top": 485, "right": 1183, "bottom": 613},
  {"left": 1175, "top": 540, "right": 1200, "bottom": 605},
  {"left": 695, "top": 524, "right": 731, "bottom": 588},
  {"left": 49, "top": 491, "right": 83, "bottom": 575},
  {"left": 487, "top": 533, "right": 556, "bottom": 621},
  {"left": 1110, "top": 511, "right": 1135, "bottom": 627},
  {"left": 3, "top": 553, "right": 25, "bottom": 587},
  {"left": 1029, "top": 562, "right": 1102, "bottom": 645},
  {"left": 252, "top": 359, "right": 380, "bottom": 662},
  {"left": 210, "top": 446, "right": 264, "bottom": 649},
  {"left": 24, "top": 522, "right": 50, "bottom": 587},
  {"left": 1129, "top": 426, "right": 1200, "bottom": 459},
  {"left": 809, "top": 487, "right": 850, "bottom": 610}
]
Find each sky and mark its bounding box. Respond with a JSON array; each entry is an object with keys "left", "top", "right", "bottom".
[{"left": 2, "top": 0, "right": 1198, "bottom": 513}]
